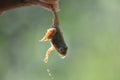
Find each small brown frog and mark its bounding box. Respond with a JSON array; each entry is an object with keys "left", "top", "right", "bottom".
[{"left": 40, "top": 5, "right": 68, "bottom": 63}]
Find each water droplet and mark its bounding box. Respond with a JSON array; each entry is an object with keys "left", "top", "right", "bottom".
[
  {"left": 46, "top": 68, "right": 54, "bottom": 79},
  {"left": 60, "top": 55, "right": 66, "bottom": 59}
]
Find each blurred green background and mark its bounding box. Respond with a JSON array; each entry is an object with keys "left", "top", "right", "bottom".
[{"left": 0, "top": 0, "right": 120, "bottom": 80}]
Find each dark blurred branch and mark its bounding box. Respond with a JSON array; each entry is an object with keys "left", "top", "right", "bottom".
[{"left": 0, "top": 0, "right": 59, "bottom": 15}]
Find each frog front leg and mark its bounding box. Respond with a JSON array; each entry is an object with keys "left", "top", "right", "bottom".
[
  {"left": 40, "top": 28, "right": 56, "bottom": 63},
  {"left": 40, "top": 28, "right": 56, "bottom": 42},
  {"left": 44, "top": 45, "right": 55, "bottom": 63}
]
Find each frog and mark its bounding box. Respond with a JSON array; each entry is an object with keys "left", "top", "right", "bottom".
[{"left": 40, "top": 5, "right": 68, "bottom": 63}]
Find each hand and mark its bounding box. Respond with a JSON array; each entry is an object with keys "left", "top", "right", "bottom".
[
  {"left": 39, "top": 0, "right": 60, "bottom": 11},
  {"left": 0, "top": 0, "right": 60, "bottom": 15}
]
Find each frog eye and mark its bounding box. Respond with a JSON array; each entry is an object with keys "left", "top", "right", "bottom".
[
  {"left": 59, "top": 47, "right": 65, "bottom": 52},
  {"left": 59, "top": 46, "right": 67, "bottom": 55}
]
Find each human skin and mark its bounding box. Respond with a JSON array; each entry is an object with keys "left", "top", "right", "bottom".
[{"left": 0, "top": 0, "right": 59, "bottom": 15}]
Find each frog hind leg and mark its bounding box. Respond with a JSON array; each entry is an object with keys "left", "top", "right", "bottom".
[{"left": 40, "top": 28, "right": 56, "bottom": 42}]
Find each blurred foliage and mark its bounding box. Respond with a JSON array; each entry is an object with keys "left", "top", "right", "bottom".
[{"left": 0, "top": 0, "right": 120, "bottom": 80}]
